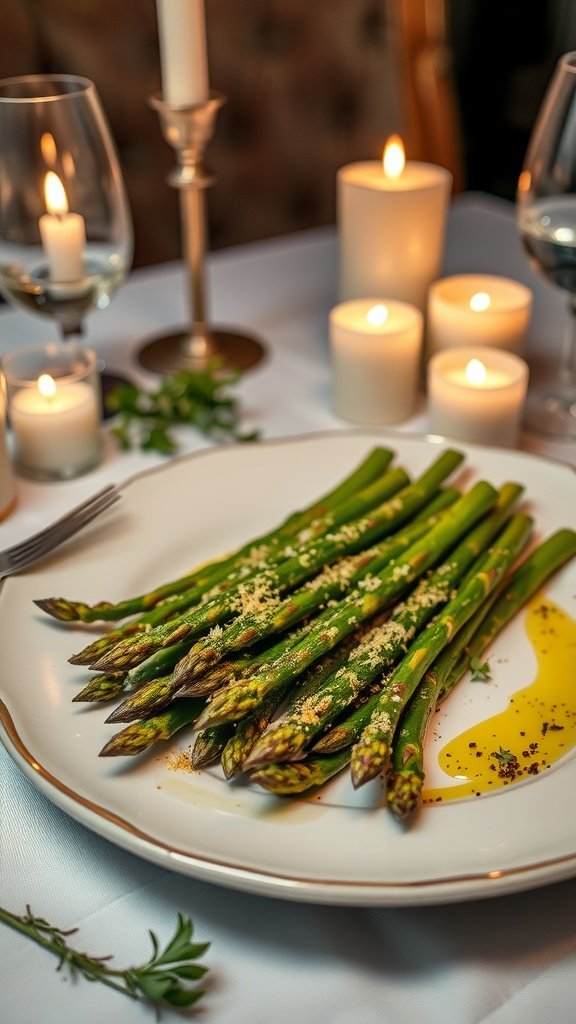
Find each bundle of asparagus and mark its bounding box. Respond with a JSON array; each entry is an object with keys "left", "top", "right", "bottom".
[{"left": 36, "top": 444, "right": 576, "bottom": 825}]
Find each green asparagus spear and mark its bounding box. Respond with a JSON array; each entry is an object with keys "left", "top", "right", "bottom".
[
  {"left": 311, "top": 686, "right": 385, "bottom": 754},
  {"left": 441, "top": 527, "right": 576, "bottom": 700},
  {"left": 221, "top": 692, "right": 282, "bottom": 779},
  {"left": 105, "top": 673, "right": 176, "bottom": 724},
  {"left": 72, "top": 673, "right": 127, "bottom": 703},
  {"left": 245, "top": 483, "right": 523, "bottom": 767},
  {"left": 119, "top": 639, "right": 197, "bottom": 690},
  {"left": 99, "top": 698, "right": 204, "bottom": 757},
  {"left": 69, "top": 585, "right": 216, "bottom": 667},
  {"left": 386, "top": 528, "right": 576, "bottom": 820},
  {"left": 189, "top": 724, "right": 236, "bottom": 768},
  {"left": 91, "top": 451, "right": 463, "bottom": 675},
  {"left": 250, "top": 750, "right": 352, "bottom": 795},
  {"left": 195, "top": 480, "right": 499, "bottom": 730},
  {"left": 36, "top": 447, "right": 395, "bottom": 623},
  {"left": 350, "top": 513, "right": 534, "bottom": 788}
]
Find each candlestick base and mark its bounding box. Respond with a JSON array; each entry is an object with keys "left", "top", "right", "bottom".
[{"left": 138, "top": 326, "right": 265, "bottom": 374}]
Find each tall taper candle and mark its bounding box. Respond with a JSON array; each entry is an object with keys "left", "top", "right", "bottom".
[{"left": 156, "top": 0, "right": 209, "bottom": 106}]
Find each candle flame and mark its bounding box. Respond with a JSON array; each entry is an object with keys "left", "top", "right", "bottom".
[
  {"left": 38, "top": 373, "right": 57, "bottom": 399},
  {"left": 469, "top": 291, "right": 491, "bottom": 312},
  {"left": 383, "top": 135, "right": 405, "bottom": 179},
  {"left": 465, "top": 358, "right": 487, "bottom": 386},
  {"left": 44, "top": 171, "right": 69, "bottom": 215},
  {"left": 40, "top": 132, "right": 58, "bottom": 167},
  {"left": 517, "top": 169, "right": 531, "bottom": 193},
  {"left": 366, "top": 304, "right": 389, "bottom": 326}
]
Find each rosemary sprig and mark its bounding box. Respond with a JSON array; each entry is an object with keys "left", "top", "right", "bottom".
[
  {"left": 0, "top": 906, "right": 209, "bottom": 1010},
  {"left": 107, "top": 360, "right": 259, "bottom": 454}
]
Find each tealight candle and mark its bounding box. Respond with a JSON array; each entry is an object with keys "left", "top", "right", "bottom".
[
  {"left": 39, "top": 171, "right": 86, "bottom": 283},
  {"left": 329, "top": 297, "right": 423, "bottom": 424},
  {"left": 337, "top": 136, "right": 452, "bottom": 312},
  {"left": 428, "top": 346, "right": 529, "bottom": 447},
  {"left": 3, "top": 344, "right": 101, "bottom": 480},
  {"left": 427, "top": 274, "right": 533, "bottom": 358},
  {"left": 156, "top": 0, "right": 209, "bottom": 106}
]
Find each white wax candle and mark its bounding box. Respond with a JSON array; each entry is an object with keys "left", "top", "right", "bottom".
[
  {"left": 338, "top": 138, "right": 452, "bottom": 312},
  {"left": 156, "top": 0, "right": 209, "bottom": 106},
  {"left": 330, "top": 298, "right": 423, "bottom": 424},
  {"left": 11, "top": 374, "right": 100, "bottom": 476},
  {"left": 427, "top": 274, "right": 533, "bottom": 357},
  {"left": 39, "top": 172, "right": 85, "bottom": 283},
  {"left": 428, "top": 346, "right": 529, "bottom": 447}
]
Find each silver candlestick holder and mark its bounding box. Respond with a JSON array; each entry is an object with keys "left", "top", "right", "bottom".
[{"left": 138, "top": 91, "right": 265, "bottom": 374}]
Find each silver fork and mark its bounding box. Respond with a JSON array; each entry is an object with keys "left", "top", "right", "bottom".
[{"left": 0, "top": 483, "right": 121, "bottom": 579}]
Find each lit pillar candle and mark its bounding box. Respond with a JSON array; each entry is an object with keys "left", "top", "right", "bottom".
[
  {"left": 428, "top": 346, "right": 529, "bottom": 447},
  {"left": 39, "top": 172, "right": 86, "bottom": 283},
  {"left": 337, "top": 136, "right": 452, "bottom": 312},
  {"left": 156, "top": 0, "right": 209, "bottom": 106},
  {"left": 427, "top": 274, "right": 533, "bottom": 357},
  {"left": 329, "top": 298, "right": 423, "bottom": 424},
  {"left": 9, "top": 371, "right": 100, "bottom": 479}
]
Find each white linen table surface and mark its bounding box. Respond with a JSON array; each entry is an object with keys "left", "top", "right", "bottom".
[{"left": 1, "top": 193, "right": 575, "bottom": 1024}]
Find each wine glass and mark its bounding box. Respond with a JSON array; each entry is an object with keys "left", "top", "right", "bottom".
[
  {"left": 517, "top": 51, "right": 576, "bottom": 437},
  {"left": 0, "top": 74, "right": 133, "bottom": 399}
]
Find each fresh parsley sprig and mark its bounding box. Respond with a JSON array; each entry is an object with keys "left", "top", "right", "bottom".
[
  {"left": 0, "top": 906, "right": 209, "bottom": 1010},
  {"left": 107, "top": 360, "right": 259, "bottom": 454}
]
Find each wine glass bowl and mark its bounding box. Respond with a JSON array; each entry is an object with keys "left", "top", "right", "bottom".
[
  {"left": 0, "top": 75, "right": 132, "bottom": 375},
  {"left": 517, "top": 51, "right": 576, "bottom": 437}
]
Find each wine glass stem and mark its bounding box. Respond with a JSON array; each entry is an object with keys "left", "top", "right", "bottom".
[
  {"left": 560, "top": 296, "right": 576, "bottom": 388},
  {"left": 58, "top": 313, "right": 85, "bottom": 341}
]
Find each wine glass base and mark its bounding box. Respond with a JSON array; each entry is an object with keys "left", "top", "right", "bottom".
[
  {"left": 523, "top": 386, "right": 576, "bottom": 439},
  {"left": 137, "top": 328, "right": 266, "bottom": 375}
]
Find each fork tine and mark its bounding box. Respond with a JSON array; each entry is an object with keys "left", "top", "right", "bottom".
[
  {"left": 6, "top": 486, "right": 119, "bottom": 557},
  {"left": 2, "top": 485, "right": 121, "bottom": 573},
  {"left": 10, "top": 488, "right": 120, "bottom": 561},
  {"left": 22, "top": 497, "right": 120, "bottom": 556}
]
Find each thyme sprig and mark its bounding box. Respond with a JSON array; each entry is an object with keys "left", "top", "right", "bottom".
[
  {"left": 0, "top": 906, "right": 209, "bottom": 1010},
  {"left": 107, "top": 360, "right": 259, "bottom": 454}
]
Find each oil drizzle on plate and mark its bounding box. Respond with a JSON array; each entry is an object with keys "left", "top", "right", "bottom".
[{"left": 422, "top": 595, "right": 576, "bottom": 805}]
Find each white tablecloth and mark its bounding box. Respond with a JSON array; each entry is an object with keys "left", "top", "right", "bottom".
[{"left": 1, "top": 194, "right": 576, "bottom": 1024}]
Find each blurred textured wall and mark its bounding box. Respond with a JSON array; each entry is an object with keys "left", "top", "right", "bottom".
[
  {"left": 2, "top": 0, "right": 568, "bottom": 268},
  {"left": 0, "top": 0, "right": 406, "bottom": 266}
]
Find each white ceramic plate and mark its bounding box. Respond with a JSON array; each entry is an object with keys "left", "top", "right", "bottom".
[{"left": 1, "top": 431, "right": 575, "bottom": 907}]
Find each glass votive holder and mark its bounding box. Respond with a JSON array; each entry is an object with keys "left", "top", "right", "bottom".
[
  {"left": 0, "top": 375, "right": 16, "bottom": 518},
  {"left": 2, "top": 342, "right": 102, "bottom": 480},
  {"left": 427, "top": 346, "right": 529, "bottom": 448}
]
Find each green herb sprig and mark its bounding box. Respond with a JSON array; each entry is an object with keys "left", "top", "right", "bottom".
[
  {"left": 470, "top": 654, "right": 492, "bottom": 681},
  {"left": 107, "top": 360, "right": 259, "bottom": 455},
  {"left": 0, "top": 906, "right": 209, "bottom": 1010}
]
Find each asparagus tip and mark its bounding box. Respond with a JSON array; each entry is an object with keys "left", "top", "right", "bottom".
[
  {"left": 34, "top": 597, "right": 82, "bottom": 622},
  {"left": 386, "top": 772, "right": 424, "bottom": 822},
  {"left": 350, "top": 737, "right": 389, "bottom": 789}
]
